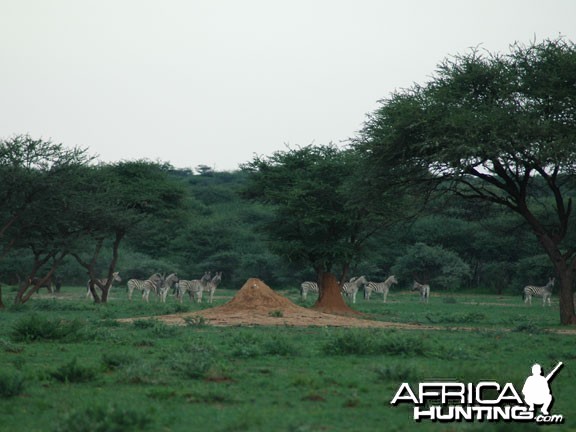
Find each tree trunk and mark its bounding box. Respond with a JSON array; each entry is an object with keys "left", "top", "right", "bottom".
[
  {"left": 552, "top": 258, "right": 576, "bottom": 325},
  {"left": 312, "top": 272, "right": 358, "bottom": 315},
  {"left": 100, "top": 231, "right": 123, "bottom": 303},
  {"left": 536, "top": 234, "right": 576, "bottom": 325}
]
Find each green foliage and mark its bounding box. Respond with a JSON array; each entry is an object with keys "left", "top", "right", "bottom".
[
  {"left": 50, "top": 358, "right": 98, "bottom": 383},
  {"left": 374, "top": 363, "right": 420, "bottom": 382},
  {"left": 10, "top": 314, "right": 83, "bottom": 342},
  {"left": 242, "top": 144, "right": 393, "bottom": 277},
  {"left": 169, "top": 347, "right": 218, "bottom": 379},
  {"left": 0, "top": 370, "right": 25, "bottom": 398},
  {"left": 101, "top": 352, "right": 138, "bottom": 371},
  {"left": 54, "top": 403, "right": 154, "bottom": 432},
  {"left": 322, "top": 330, "right": 427, "bottom": 356},
  {"left": 392, "top": 242, "right": 471, "bottom": 290}
]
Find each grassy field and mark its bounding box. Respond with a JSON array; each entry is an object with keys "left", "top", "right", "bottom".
[{"left": 0, "top": 286, "right": 574, "bottom": 432}]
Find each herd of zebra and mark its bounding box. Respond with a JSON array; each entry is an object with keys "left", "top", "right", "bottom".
[
  {"left": 302, "top": 276, "right": 563, "bottom": 307},
  {"left": 86, "top": 271, "right": 223, "bottom": 303},
  {"left": 84, "top": 271, "right": 560, "bottom": 307},
  {"left": 300, "top": 275, "right": 431, "bottom": 303}
]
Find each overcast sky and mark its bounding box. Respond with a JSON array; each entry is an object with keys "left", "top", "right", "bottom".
[{"left": 2, "top": 1, "right": 575, "bottom": 171}]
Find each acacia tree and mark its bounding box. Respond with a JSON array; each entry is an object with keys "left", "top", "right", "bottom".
[
  {"left": 242, "top": 145, "right": 398, "bottom": 313},
  {"left": 74, "top": 161, "right": 188, "bottom": 303},
  {"left": 355, "top": 38, "right": 576, "bottom": 324},
  {"left": 0, "top": 135, "right": 93, "bottom": 304}
]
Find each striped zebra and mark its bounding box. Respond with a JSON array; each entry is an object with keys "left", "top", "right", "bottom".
[
  {"left": 177, "top": 271, "right": 211, "bottom": 303},
  {"left": 86, "top": 272, "right": 122, "bottom": 299},
  {"left": 341, "top": 276, "right": 368, "bottom": 304},
  {"left": 412, "top": 281, "right": 430, "bottom": 303},
  {"left": 158, "top": 273, "right": 179, "bottom": 303},
  {"left": 523, "top": 277, "right": 555, "bottom": 306},
  {"left": 364, "top": 275, "right": 398, "bottom": 302},
  {"left": 127, "top": 273, "right": 163, "bottom": 302},
  {"left": 204, "top": 271, "right": 222, "bottom": 304},
  {"left": 300, "top": 281, "right": 319, "bottom": 300}
]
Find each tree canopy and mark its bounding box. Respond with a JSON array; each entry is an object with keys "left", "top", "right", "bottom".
[{"left": 355, "top": 37, "right": 576, "bottom": 324}]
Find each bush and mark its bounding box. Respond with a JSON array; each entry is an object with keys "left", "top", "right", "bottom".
[
  {"left": 10, "top": 314, "right": 83, "bottom": 342},
  {"left": 54, "top": 403, "right": 154, "bottom": 432},
  {"left": 322, "top": 330, "right": 427, "bottom": 356},
  {"left": 375, "top": 364, "right": 419, "bottom": 382},
  {"left": 101, "top": 352, "right": 137, "bottom": 371},
  {"left": 0, "top": 371, "right": 25, "bottom": 398},
  {"left": 50, "top": 358, "right": 98, "bottom": 383},
  {"left": 262, "top": 335, "right": 298, "bottom": 357},
  {"left": 170, "top": 345, "right": 218, "bottom": 379}
]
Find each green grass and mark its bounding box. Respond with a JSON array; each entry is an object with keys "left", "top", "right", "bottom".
[{"left": 0, "top": 286, "right": 573, "bottom": 431}]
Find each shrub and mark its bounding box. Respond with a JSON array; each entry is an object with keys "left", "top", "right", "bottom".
[
  {"left": 0, "top": 338, "right": 24, "bottom": 353},
  {"left": 10, "top": 314, "right": 83, "bottom": 342},
  {"left": 183, "top": 315, "right": 209, "bottom": 327},
  {"left": 322, "top": 330, "right": 427, "bottom": 356},
  {"left": 54, "top": 403, "right": 154, "bottom": 432},
  {"left": 0, "top": 371, "right": 25, "bottom": 398},
  {"left": 262, "top": 335, "right": 298, "bottom": 357},
  {"left": 50, "top": 358, "right": 98, "bottom": 383},
  {"left": 375, "top": 364, "right": 419, "bottom": 382},
  {"left": 228, "top": 333, "right": 263, "bottom": 358},
  {"left": 101, "top": 352, "right": 137, "bottom": 371},
  {"left": 170, "top": 345, "right": 219, "bottom": 379}
]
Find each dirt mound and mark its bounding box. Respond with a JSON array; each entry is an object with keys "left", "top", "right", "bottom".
[{"left": 212, "top": 278, "right": 301, "bottom": 313}]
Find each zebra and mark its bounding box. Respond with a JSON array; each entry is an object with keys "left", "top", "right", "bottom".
[
  {"left": 412, "top": 281, "right": 430, "bottom": 303},
  {"left": 300, "top": 281, "right": 319, "bottom": 300},
  {"left": 158, "top": 273, "right": 179, "bottom": 303},
  {"left": 177, "top": 271, "right": 211, "bottom": 303},
  {"left": 204, "top": 271, "right": 222, "bottom": 304},
  {"left": 523, "top": 277, "right": 555, "bottom": 306},
  {"left": 28, "top": 276, "right": 55, "bottom": 294},
  {"left": 127, "top": 273, "right": 164, "bottom": 302},
  {"left": 86, "top": 271, "right": 122, "bottom": 299},
  {"left": 364, "top": 275, "right": 398, "bottom": 302},
  {"left": 341, "top": 276, "right": 369, "bottom": 304}
]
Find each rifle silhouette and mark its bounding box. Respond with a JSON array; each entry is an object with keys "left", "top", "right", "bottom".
[{"left": 545, "top": 362, "right": 563, "bottom": 382}]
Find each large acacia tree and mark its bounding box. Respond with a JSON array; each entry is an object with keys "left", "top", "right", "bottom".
[
  {"left": 0, "top": 135, "right": 93, "bottom": 304},
  {"left": 355, "top": 38, "right": 576, "bottom": 324},
  {"left": 242, "top": 145, "right": 397, "bottom": 313}
]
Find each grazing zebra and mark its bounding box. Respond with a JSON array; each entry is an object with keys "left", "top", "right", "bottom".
[
  {"left": 158, "top": 273, "right": 179, "bottom": 303},
  {"left": 364, "top": 275, "right": 398, "bottom": 302},
  {"left": 127, "top": 273, "right": 163, "bottom": 302},
  {"left": 177, "top": 271, "right": 211, "bottom": 303},
  {"left": 412, "top": 281, "right": 430, "bottom": 303},
  {"left": 523, "top": 277, "right": 555, "bottom": 306},
  {"left": 341, "top": 276, "right": 369, "bottom": 304},
  {"left": 29, "top": 276, "right": 55, "bottom": 294},
  {"left": 86, "top": 271, "right": 122, "bottom": 299},
  {"left": 300, "top": 281, "right": 319, "bottom": 300},
  {"left": 204, "top": 271, "right": 222, "bottom": 304}
]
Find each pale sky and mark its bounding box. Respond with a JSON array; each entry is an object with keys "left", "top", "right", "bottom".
[{"left": 2, "top": 1, "right": 575, "bottom": 171}]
